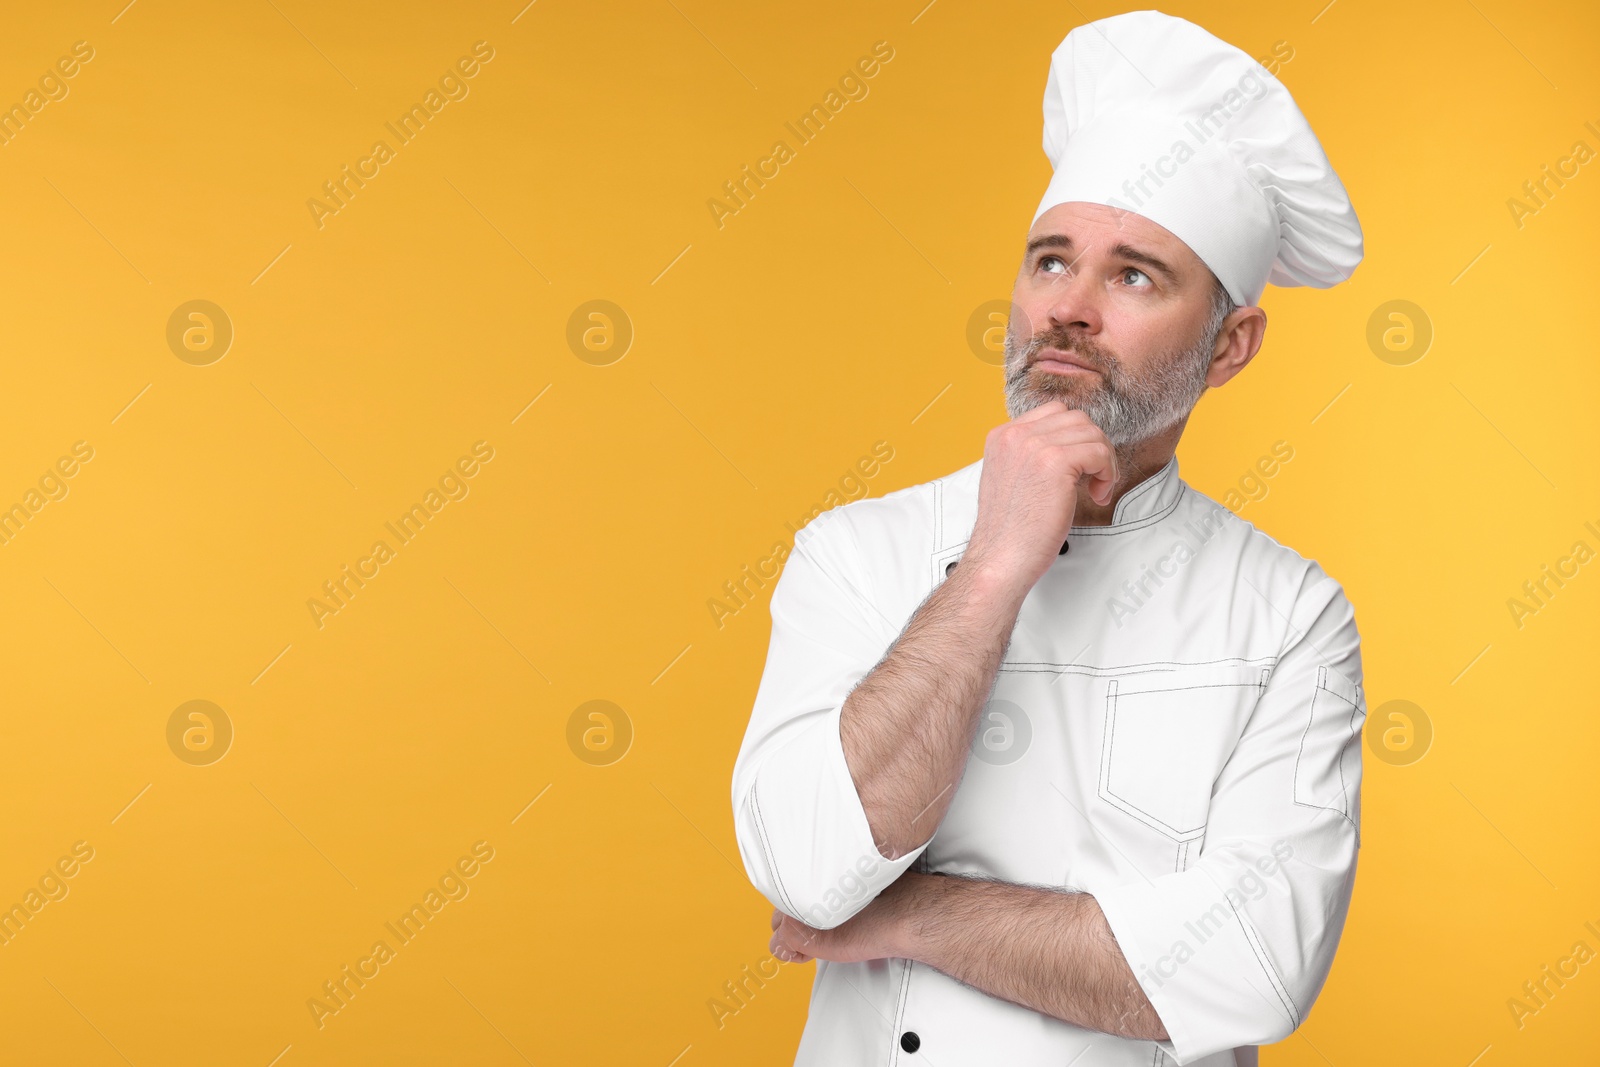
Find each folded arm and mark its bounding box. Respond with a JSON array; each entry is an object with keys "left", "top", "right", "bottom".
[
  {"left": 731, "top": 410, "right": 1117, "bottom": 924},
  {"left": 771, "top": 871, "right": 1168, "bottom": 1040},
  {"left": 758, "top": 566, "right": 1368, "bottom": 1061}
]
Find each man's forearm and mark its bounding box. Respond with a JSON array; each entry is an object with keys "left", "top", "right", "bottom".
[
  {"left": 895, "top": 873, "right": 1167, "bottom": 1041},
  {"left": 839, "top": 560, "right": 1028, "bottom": 859}
]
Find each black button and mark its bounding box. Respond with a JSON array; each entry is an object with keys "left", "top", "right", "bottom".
[
  {"left": 944, "top": 560, "right": 958, "bottom": 577},
  {"left": 900, "top": 1031, "right": 921, "bottom": 1053},
  {"left": 1059, "top": 537, "right": 1070, "bottom": 555}
]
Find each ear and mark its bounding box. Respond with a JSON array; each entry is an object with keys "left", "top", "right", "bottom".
[{"left": 1205, "top": 306, "right": 1267, "bottom": 388}]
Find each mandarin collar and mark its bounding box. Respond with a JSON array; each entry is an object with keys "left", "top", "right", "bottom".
[{"left": 1064, "top": 454, "right": 1184, "bottom": 542}]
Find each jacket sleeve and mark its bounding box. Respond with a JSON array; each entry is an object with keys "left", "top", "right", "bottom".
[
  {"left": 730, "top": 509, "right": 928, "bottom": 929},
  {"left": 1094, "top": 567, "right": 1367, "bottom": 1064}
]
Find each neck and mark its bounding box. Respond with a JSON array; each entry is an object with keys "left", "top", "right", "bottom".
[{"left": 1072, "top": 421, "right": 1184, "bottom": 527}]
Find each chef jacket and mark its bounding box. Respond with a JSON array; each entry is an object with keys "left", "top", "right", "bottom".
[{"left": 731, "top": 454, "right": 1366, "bottom": 1066}]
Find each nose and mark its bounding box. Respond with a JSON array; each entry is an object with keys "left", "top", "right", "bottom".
[{"left": 1038, "top": 263, "right": 1104, "bottom": 339}]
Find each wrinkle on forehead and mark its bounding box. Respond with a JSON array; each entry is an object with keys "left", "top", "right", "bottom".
[{"left": 1027, "top": 201, "right": 1205, "bottom": 278}]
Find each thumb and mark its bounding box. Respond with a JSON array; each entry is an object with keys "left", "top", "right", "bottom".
[{"left": 1083, "top": 454, "right": 1117, "bottom": 507}]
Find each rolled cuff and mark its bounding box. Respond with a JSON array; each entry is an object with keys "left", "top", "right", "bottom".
[
  {"left": 737, "top": 703, "right": 925, "bottom": 929},
  {"left": 1096, "top": 869, "right": 1299, "bottom": 1065}
]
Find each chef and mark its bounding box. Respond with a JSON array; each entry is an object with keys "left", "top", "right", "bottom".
[{"left": 730, "top": 10, "right": 1367, "bottom": 1066}]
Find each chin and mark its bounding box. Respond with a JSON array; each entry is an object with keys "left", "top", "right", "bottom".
[
  {"left": 1008, "top": 389, "right": 1089, "bottom": 422},
  {"left": 1020, "top": 378, "right": 1099, "bottom": 410}
]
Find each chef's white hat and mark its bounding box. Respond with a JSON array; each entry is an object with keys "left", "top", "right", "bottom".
[{"left": 1032, "top": 10, "right": 1363, "bottom": 306}]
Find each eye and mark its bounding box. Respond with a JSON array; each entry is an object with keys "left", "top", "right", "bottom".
[
  {"left": 1039, "top": 254, "right": 1069, "bottom": 275},
  {"left": 1121, "top": 267, "right": 1152, "bottom": 287}
]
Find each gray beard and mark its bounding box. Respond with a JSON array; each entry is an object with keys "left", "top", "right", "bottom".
[{"left": 1002, "top": 320, "right": 1214, "bottom": 448}]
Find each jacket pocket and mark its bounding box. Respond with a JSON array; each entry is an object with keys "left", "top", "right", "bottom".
[
  {"left": 1292, "top": 664, "right": 1365, "bottom": 833},
  {"left": 1097, "top": 663, "right": 1270, "bottom": 841}
]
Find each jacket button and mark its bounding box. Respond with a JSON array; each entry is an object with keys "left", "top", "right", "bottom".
[
  {"left": 900, "top": 1031, "right": 921, "bottom": 1053},
  {"left": 1059, "top": 537, "right": 1070, "bottom": 555},
  {"left": 944, "top": 560, "right": 958, "bottom": 577}
]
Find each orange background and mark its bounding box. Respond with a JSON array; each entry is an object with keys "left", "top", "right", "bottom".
[{"left": 0, "top": 0, "right": 1595, "bottom": 1063}]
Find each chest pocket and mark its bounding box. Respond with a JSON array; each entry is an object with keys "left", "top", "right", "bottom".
[{"left": 1097, "top": 663, "right": 1270, "bottom": 841}]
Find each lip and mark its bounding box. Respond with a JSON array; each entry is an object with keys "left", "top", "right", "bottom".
[{"left": 1031, "top": 348, "right": 1100, "bottom": 375}]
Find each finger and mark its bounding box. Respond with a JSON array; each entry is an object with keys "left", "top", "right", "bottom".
[
  {"left": 1016, "top": 430, "right": 1117, "bottom": 492},
  {"left": 771, "top": 909, "right": 783, "bottom": 931},
  {"left": 1024, "top": 423, "right": 1115, "bottom": 476},
  {"left": 1025, "top": 422, "right": 1115, "bottom": 450},
  {"left": 1021, "top": 409, "right": 1109, "bottom": 440},
  {"left": 1008, "top": 398, "right": 1071, "bottom": 425},
  {"left": 770, "top": 930, "right": 813, "bottom": 964},
  {"left": 776, "top": 915, "right": 827, "bottom": 954},
  {"left": 1010, "top": 420, "right": 1114, "bottom": 457},
  {"left": 1078, "top": 442, "right": 1118, "bottom": 506}
]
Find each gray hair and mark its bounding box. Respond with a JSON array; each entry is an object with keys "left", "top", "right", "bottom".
[
  {"left": 1001, "top": 269, "right": 1241, "bottom": 444},
  {"left": 1204, "top": 273, "right": 1237, "bottom": 348}
]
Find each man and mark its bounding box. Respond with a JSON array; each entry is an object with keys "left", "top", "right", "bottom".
[{"left": 730, "top": 11, "right": 1367, "bottom": 1065}]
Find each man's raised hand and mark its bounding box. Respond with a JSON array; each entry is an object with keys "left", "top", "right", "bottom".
[{"left": 962, "top": 401, "right": 1117, "bottom": 594}]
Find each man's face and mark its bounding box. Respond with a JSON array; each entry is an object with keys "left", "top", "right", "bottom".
[{"left": 1004, "top": 202, "right": 1226, "bottom": 446}]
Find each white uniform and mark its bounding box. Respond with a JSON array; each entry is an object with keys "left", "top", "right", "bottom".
[{"left": 730, "top": 455, "right": 1366, "bottom": 1066}]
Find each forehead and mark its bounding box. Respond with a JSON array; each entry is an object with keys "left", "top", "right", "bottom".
[{"left": 1027, "top": 202, "right": 1202, "bottom": 270}]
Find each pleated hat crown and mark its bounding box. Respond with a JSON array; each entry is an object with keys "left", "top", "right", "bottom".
[{"left": 1033, "top": 10, "right": 1363, "bottom": 306}]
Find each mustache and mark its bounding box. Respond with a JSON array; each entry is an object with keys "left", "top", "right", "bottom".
[{"left": 1012, "top": 329, "right": 1122, "bottom": 377}]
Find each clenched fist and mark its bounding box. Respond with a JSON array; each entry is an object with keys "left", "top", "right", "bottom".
[{"left": 962, "top": 401, "right": 1117, "bottom": 595}]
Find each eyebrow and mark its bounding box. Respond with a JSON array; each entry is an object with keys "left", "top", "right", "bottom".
[{"left": 1025, "top": 234, "right": 1181, "bottom": 286}]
